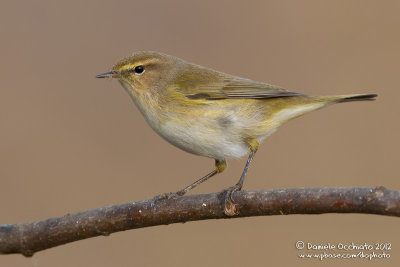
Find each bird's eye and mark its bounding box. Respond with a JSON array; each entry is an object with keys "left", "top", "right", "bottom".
[{"left": 134, "top": 65, "right": 145, "bottom": 74}]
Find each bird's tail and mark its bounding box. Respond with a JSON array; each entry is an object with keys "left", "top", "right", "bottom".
[
  {"left": 318, "top": 94, "right": 378, "bottom": 104},
  {"left": 265, "top": 93, "right": 377, "bottom": 127}
]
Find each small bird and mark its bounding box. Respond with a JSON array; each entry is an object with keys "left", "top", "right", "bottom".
[{"left": 97, "top": 51, "right": 376, "bottom": 215}]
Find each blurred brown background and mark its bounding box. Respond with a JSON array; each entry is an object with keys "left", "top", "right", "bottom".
[{"left": 1, "top": 0, "right": 398, "bottom": 266}]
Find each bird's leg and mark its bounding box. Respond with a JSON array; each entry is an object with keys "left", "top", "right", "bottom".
[
  {"left": 223, "top": 139, "right": 259, "bottom": 216},
  {"left": 152, "top": 159, "right": 226, "bottom": 202},
  {"left": 174, "top": 159, "right": 226, "bottom": 196}
]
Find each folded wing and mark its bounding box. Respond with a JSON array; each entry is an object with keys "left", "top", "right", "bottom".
[{"left": 183, "top": 77, "right": 305, "bottom": 100}]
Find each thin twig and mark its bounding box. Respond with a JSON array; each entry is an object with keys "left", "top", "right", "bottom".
[{"left": 1, "top": 186, "right": 399, "bottom": 257}]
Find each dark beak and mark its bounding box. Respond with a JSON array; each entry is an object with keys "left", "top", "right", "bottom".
[{"left": 96, "top": 71, "right": 119, "bottom": 78}]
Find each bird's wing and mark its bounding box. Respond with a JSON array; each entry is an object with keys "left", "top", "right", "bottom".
[{"left": 181, "top": 76, "right": 305, "bottom": 100}]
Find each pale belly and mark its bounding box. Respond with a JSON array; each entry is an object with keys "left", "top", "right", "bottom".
[
  {"left": 149, "top": 101, "right": 325, "bottom": 159},
  {"left": 157, "top": 117, "right": 250, "bottom": 160}
]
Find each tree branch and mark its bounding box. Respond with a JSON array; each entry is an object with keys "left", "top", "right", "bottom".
[{"left": 1, "top": 186, "right": 399, "bottom": 257}]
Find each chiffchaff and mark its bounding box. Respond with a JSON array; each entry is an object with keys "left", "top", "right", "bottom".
[{"left": 97, "top": 51, "right": 376, "bottom": 215}]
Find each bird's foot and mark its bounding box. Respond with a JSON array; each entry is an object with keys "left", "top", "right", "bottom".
[
  {"left": 151, "top": 190, "right": 185, "bottom": 206},
  {"left": 222, "top": 184, "right": 242, "bottom": 216}
]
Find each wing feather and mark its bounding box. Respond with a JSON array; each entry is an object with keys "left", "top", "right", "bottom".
[{"left": 183, "top": 77, "right": 305, "bottom": 100}]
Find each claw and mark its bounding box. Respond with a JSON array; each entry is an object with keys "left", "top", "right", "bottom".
[
  {"left": 223, "top": 185, "right": 241, "bottom": 216},
  {"left": 151, "top": 191, "right": 185, "bottom": 207}
]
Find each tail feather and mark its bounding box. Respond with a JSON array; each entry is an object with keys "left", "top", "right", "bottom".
[
  {"left": 270, "top": 93, "right": 377, "bottom": 125},
  {"left": 336, "top": 94, "right": 378, "bottom": 103}
]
